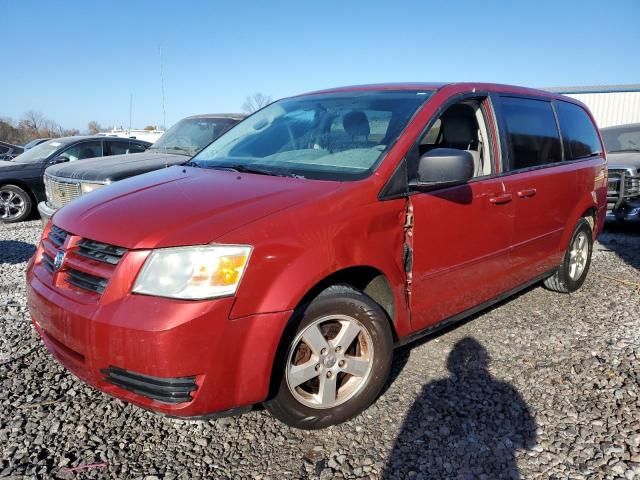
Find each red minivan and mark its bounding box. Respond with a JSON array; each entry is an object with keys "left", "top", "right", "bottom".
[{"left": 26, "top": 83, "right": 607, "bottom": 429}]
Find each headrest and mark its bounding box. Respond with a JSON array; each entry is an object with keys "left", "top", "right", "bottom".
[
  {"left": 442, "top": 115, "right": 475, "bottom": 145},
  {"left": 343, "top": 111, "right": 370, "bottom": 138}
]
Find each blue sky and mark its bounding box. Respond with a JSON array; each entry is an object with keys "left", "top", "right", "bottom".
[{"left": 1, "top": 0, "right": 639, "bottom": 131}]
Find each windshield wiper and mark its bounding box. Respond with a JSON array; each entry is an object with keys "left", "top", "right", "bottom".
[
  {"left": 608, "top": 149, "right": 640, "bottom": 153},
  {"left": 202, "top": 164, "right": 300, "bottom": 178},
  {"left": 149, "top": 146, "right": 194, "bottom": 156}
]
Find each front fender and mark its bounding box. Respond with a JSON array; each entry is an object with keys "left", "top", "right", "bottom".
[{"left": 221, "top": 195, "right": 410, "bottom": 334}]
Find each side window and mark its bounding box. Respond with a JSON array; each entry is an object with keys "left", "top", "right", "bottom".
[
  {"left": 415, "top": 99, "right": 493, "bottom": 178},
  {"left": 128, "top": 143, "right": 147, "bottom": 153},
  {"left": 500, "top": 97, "right": 562, "bottom": 171},
  {"left": 60, "top": 141, "right": 103, "bottom": 161},
  {"left": 555, "top": 102, "right": 602, "bottom": 160},
  {"left": 108, "top": 141, "right": 147, "bottom": 155}
]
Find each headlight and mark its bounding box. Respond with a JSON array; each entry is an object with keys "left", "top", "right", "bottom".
[
  {"left": 44, "top": 177, "right": 51, "bottom": 199},
  {"left": 132, "top": 245, "right": 252, "bottom": 300},
  {"left": 81, "top": 182, "right": 105, "bottom": 195}
]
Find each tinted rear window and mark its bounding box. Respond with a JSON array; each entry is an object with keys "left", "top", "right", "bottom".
[
  {"left": 556, "top": 102, "right": 601, "bottom": 160},
  {"left": 501, "top": 97, "right": 562, "bottom": 171}
]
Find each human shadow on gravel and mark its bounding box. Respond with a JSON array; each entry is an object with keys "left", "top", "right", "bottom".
[
  {"left": 598, "top": 223, "right": 640, "bottom": 271},
  {"left": 383, "top": 338, "right": 537, "bottom": 480},
  {"left": 0, "top": 240, "right": 36, "bottom": 265}
]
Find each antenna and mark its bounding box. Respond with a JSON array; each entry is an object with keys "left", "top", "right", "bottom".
[
  {"left": 128, "top": 93, "right": 133, "bottom": 136},
  {"left": 159, "top": 43, "right": 168, "bottom": 167}
]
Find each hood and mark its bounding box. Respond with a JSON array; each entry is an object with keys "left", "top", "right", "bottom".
[
  {"left": 607, "top": 152, "right": 640, "bottom": 171},
  {"left": 54, "top": 165, "right": 342, "bottom": 249},
  {"left": 45, "top": 151, "right": 186, "bottom": 182},
  {"left": 0, "top": 160, "right": 21, "bottom": 171},
  {"left": 0, "top": 159, "right": 42, "bottom": 175}
]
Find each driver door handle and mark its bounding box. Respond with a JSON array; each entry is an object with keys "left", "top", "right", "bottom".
[
  {"left": 489, "top": 193, "right": 513, "bottom": 205},
  {"left": 517, "top": 188, "right": 537, "bottom": 198}
]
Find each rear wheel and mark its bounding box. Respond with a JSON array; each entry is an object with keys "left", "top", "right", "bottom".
[
  {"left": 544, "top": 218, "right": 593, "bottom": 293},
  {"left": 0, "top": 185, "right": 32, "bottom": 223},
  {"left": 264, "top": 286, "right": 393, "bottom": 429}
]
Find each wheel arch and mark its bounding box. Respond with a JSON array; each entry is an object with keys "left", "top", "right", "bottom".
[
  {"left": 293, "top": 265, "right": 399, "bottom": 341},
  {"left": 0, "top": 179, "right": 37, "bottom": 201}
]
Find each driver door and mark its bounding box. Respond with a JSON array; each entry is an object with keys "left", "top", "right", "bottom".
[{"left": 408, "top": 96, "right": 516, "bottom": 332}]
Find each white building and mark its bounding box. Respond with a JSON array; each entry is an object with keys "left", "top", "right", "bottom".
[
  {"left": 97, "top": 128, "right": 165, "bottom": 144},
  {"left": 545, "top": 85, "right": 640, "bottom": 129}
]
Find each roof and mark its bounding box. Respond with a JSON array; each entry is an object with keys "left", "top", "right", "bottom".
[
  {"left": 185, "top": 113, "right": 245, "bottom": 120},
  {"left": 44, "top": 135, "right": 150, "bottom": 145},
  {"left": 600, "top": 122, "right": 640, "bottom": 131},
  {"left": 305, "top": 82, "right": 447, "bottom": 95},
  {"left": 300, "top": 82, "right": 567, "bottom": 101},
  {"left": 543, "top": 84, "right": 640, "bottom": 95}
]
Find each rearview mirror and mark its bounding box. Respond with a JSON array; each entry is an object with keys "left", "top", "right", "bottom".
[
  {"left": 409, "top": 148, "right": 474, "bottom": 190},
  {"left": 49, "top": 156, "right": 69, "bottom": 165}
]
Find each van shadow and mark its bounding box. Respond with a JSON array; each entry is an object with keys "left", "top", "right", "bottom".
[
  {"left": 0, "top": 240, "right": 36, "bottom": 265},
  {"left": 383, "top": 337, "right": 537, "bottom": 480},
  {"left": 598, "top": 223, "right": 640, "bottom": 271}
]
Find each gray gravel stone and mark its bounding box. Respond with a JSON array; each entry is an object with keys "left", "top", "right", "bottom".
[{"left": 0, "top": 220, "right": 639, "bottom": 479}]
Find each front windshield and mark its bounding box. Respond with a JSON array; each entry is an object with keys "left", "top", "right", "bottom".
[
  {"left": 149, "top": 117, "right": 236, "bottom": 156},
  {"left": 601, "top": 125, "right": 640, "bottom": 153},
  {"left": 12, "top": 139, "right": 65, "bottom": 163},
  {"left": 190, "top": 91, "right": 432, "bottom": 180}
]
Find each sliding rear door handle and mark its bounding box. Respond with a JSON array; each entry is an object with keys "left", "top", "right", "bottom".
[
  {"left": 517, "top": 188, "right": 537, "bottom": 198},
  {"left": 489, "top": 193, "right": 513, "bottom": 205}
]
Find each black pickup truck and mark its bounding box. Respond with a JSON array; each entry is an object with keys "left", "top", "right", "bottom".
[
  {"left": 601, "top": 123, "right": 640, "bottom": 222},
  {"left": 39, "top": 113, "right": 244, "bottom": 223}
]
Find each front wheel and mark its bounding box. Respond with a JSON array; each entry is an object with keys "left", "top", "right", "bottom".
[
  {"left": 0, "top": 185, "right": 32, "bottom": 223},
  {"left": 264, "top": 286, "right": 393, "bottom": 429},
  {"left": 544, "top": 218, "right": 593, "bottom": 293}
]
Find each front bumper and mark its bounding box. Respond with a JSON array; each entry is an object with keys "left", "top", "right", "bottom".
[
  {"left": 27, "top": 260, "right": 291, "bottom": 417},
  {"left": 606, "top": 198, "right": 640, "bottom": 223},
  {"left": 37, "top": 201, "right": 57, "bottom": 225}
]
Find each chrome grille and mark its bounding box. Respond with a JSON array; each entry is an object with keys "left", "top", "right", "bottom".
[
  {"left": 608, "top": 169, "right": 640, "bottom": 200},
  {"left": 46, "top": 176, "right": 81, "bottom": 209}
]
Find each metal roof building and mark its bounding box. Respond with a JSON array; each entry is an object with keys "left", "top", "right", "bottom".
[{"left": 544, "top": 84, "right": 640, "bottom": 128}]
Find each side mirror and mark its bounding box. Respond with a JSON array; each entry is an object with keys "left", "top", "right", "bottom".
[
  {"left": 49, "top": 156, "right": 69, "bottom": 165},
  {"left": 409, "top": 148, "right": 474, "bottom": 190}
]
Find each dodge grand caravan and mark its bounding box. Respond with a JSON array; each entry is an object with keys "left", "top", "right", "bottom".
[{"left": 27, "top": 83, "right": 607, "bottom": 429}]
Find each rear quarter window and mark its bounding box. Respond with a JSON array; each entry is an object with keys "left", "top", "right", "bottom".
[
  {"left": 555, "top": 102, "right": 602, "bottom": 160},
  {"left": 500, "top": 97, "right": 562, "bottom": 171}
]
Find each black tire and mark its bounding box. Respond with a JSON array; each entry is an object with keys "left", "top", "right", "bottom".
[
  {"left": 0, "top": 184, "right": 32, "bottom": 223},
  {"left": 543, "top": 218, "right": 593, "bottom": 293},
  {"left": 264, "top": 285, "right": 393, "bottom": 429}
]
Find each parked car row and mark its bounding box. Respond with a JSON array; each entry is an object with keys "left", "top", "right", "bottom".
[
  {"left": 0, "top": 114, "right": 243, "bottom": 223},
  {"left": 0, "top": 136, "right": 151, "bottom": 222},
  {"left": 26, "top": 82, "right": 609, "bottom": 429},
  {"left": 39, "top": 114, "right": 243, "bottom": 222}
]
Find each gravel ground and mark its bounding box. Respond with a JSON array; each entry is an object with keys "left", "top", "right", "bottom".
[{"left": 1, "top": 220, "right": 639, "bottom": 480}]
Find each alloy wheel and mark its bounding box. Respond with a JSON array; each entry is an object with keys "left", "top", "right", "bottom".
[
  {"left": 285, "top": 314, "right": 374, "bottom": 409},
  {"left": 0, "top": 189, "right": 26, "bottom": 221},
  {"left": 568, "top": 231, "right": 589, "bottom": 280}
]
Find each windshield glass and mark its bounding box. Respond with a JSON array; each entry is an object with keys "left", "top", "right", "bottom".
[
  {"left": 149, "top": 117, "right": 236, "bottom": 156},
  {"left": 12, "top": 139, "right": 66, "bottom": 163},
  {"left": 601, "top": 125, "right": 640, "bottom": 152},
  {"left": 190, "top": 91, "right": 432, "bottom": 180}
]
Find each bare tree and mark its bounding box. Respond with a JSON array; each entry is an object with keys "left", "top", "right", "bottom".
[
  {"left": 87, "top": 120, "right": 102, "bottom": 134},
  {"left": 19, "top": 110, "right": 47, "bottom": 133},
  {"left": 242, "top": 93, "right": 272, "bottom": 113}
]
